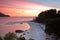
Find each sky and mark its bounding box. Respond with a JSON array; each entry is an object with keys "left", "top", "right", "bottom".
[{"left": 0, "top": 0, "right": 60, "bottom": 17}]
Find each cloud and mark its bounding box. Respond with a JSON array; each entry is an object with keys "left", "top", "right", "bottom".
[
  {"left": 0, "top": 0, "right": 60, "bottom": 9},
  {"left": 0, "top": 0, "right": 60, "bottom": 16}
]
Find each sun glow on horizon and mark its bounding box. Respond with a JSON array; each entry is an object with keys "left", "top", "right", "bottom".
[{"left": 0, "top": 0, "right": 60, "bottom": 17}]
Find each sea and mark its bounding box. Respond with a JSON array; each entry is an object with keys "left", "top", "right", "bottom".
[{"left": 0, "top": 17, "right": 35, "bottom": 37}]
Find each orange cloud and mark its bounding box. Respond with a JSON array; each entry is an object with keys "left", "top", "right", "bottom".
[{"left": 0, "top": 0, "right": 60, "bottom": 17}]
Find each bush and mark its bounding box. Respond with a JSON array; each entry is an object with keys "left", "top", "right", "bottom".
[
  {"left": 4, "top": 32, "right": 17, "bottom": 40},
  {"left": 0, "top": 36, "right": 3, "bottom": 40}
]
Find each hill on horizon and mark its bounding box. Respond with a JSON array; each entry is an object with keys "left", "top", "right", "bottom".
[{"left": 0, "top": 12, "right": 10, "bottom": 17}]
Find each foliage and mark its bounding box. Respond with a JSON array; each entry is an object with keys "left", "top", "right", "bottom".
[
  {"left": 0, "top": 36, "right": 3, "bottom": 40},
  {"left": 34, "top": 9, "right": 60, "bottom": 38},
  {"left": 4, "top": 32, "right": 17, "bottom": 40},
  {"left": 3, "top": 32, "right": 26, "bottom": 40}
]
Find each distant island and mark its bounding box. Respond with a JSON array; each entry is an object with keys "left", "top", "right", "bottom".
[{"left": 0, "top": 12, "right": 10, "bottom": 17}]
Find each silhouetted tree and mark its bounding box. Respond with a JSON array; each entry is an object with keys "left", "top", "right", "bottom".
[
  {"left": 58, "top": 11, "right": 60, "bottom": 14},
  {"left": 34, "top": 9, "right": 57, "bottom": 23},
  {"left": 56, "top": 11, "right": 60, "bottom": 17},
  {"left": 34, "top": 9, "right": 60, "bottom": 39}
]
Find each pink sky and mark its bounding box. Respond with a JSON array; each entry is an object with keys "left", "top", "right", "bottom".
[{"left": 0, "top": 0, "right": 60, "bottom": 17}]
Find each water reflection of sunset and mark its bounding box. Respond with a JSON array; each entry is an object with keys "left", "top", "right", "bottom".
[
  {"left": 0, "top": 23, "right": 30, "bottom": 37},
  {"left": 9, "top": 23, "right": 30, "bottom": 31}
]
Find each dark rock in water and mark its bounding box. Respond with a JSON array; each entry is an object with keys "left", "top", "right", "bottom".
[
  {"left": 29, "top": 38, "right": 34, "bottom": 40},
  {"left": 0, "top": 12, "right": 10, "bottom": 17},
  {"left": 20, "top": 22, "right": 23, "bottom": 24},
  {"left": 15, "top": 30, "right": 24, "bottom": 33}
]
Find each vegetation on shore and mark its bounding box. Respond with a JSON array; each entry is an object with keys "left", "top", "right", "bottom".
[
  {"left": 34, "top": 9, "right": 60, "bottom": 39},
  {"left": 0, "top": 32, "right": 26, "bottom": 40}
]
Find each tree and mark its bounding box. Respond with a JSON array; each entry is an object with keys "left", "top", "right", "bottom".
[{"left": 34, "top": 9, "right": 60, "bottom": 39}]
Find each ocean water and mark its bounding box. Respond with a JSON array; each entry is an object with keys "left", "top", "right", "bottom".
[{"left": 0, "top": 17, "right": 34, "bottom": 37}]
